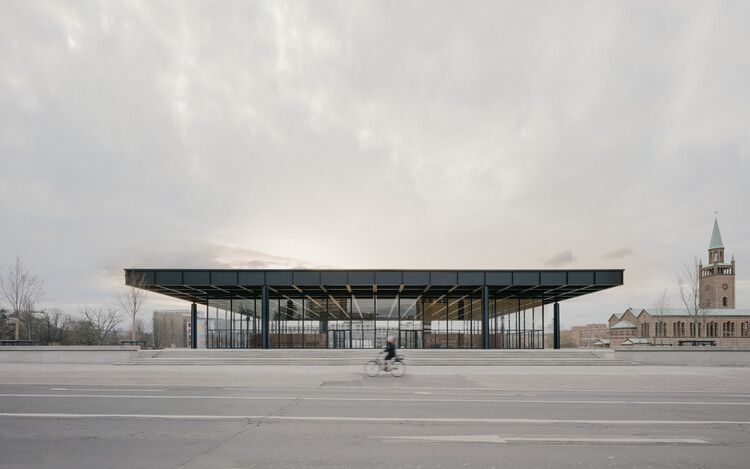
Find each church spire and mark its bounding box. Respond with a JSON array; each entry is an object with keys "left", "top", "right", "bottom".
[
  {"left": 699, "top": 215, "right": 735, "bottom": 309},
  {"left": 709, "top": 216, "right": 724, "bottom": 250}
]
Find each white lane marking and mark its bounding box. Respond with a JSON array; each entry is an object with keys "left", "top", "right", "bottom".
[
  {"left": 414, "top": 392, "right": 432, "bottom": 395},
  {"left": 0, "top": 413, "right": 747, "bottom": 426},
  {"left": 49, "top": 388, "right": 164, "bottom": 392},
  {"left": 381, "top": 435, "right": 710, "bottom": 444},
  {"left": 2, "top": 394, "right": 748, "bottom": 406},
  {"left": 508, "top": 437, "right": 710, "bottom": 444},
  {"left": 384, "top": 435, "right": 506, "bottom": 443}
]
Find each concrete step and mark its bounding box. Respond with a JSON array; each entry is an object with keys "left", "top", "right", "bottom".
[
  {"left": 118, "top": 348, "right": 632, "bottom": 366},
  {"left": 122, "top": 359, "right": 629, "bottom": 366},
  {"left": 143, "top": 349, "right": 606, "bottom": 357}
]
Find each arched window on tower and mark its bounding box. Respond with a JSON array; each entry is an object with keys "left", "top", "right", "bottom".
[{"left": 723, "top": 297, "right": 728, "bottom": 307}]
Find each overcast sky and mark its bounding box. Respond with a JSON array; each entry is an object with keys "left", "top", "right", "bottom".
[{"left": 1, "top": 1, "right": 748, "bottom": 328}]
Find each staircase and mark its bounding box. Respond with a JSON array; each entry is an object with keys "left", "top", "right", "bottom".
[{"left": 120, "top": 348, "right": 631, "bottom": 366}]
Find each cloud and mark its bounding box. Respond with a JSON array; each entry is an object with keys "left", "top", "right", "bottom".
[
  {"left": 212, "top": 246, "right": 327, "bottom": 270},
  {"left": 544, "top": 250, "right": 576, "bottom": 267},
  {"left": 0, "top": 2, "right": 748, "bottom": 325},
  {"left": 602, "top": 247, "right": 636, "bottom": 259}
]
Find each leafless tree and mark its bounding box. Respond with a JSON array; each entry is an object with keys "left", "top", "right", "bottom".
[
  {"left": 78, "top": 307, "right": 122, "bottom": 345},
  {"left": 38, "top": 309, "right": 72, "bottom": 345},
  {"left": 119, "top": 272, "right": 149, "bottom": 341},
  {"left": 0, "top": 308, "right": 14, "bottom": 339},
  {"left": 134, "top": 318, "right": 152, "bottom": 347},
  {"left": 0, "top": 258, "right": 44, "bottom": 340},
  {"left": 677, "top": 258, "right": 711, "bottom": 339},
  {"left": 152, "top": 314, "right": 165, "bottom": 349},
  {"left": 651, "top": 289, "right": 671, "bottom": 345}
]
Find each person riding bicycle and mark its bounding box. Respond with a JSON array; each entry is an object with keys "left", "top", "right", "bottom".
[{"left": 381, "top": 335, "right": 396, "bottom": 371}]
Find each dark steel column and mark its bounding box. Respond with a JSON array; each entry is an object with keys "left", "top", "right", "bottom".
[
  {"left": 541, "top": 297, "right": 545, "bottom": 349},
  {"left": 190, "top": 303, "right": 197, "bottom": 349},
  {"left": 553, "top": 302, "right": 560, "bottom": 349},
  {"left": 262, "top": 286, "right": 269, "bottom": 349},
  {"left": 481, "top": 285, "right": 489, "bottom": 349}
]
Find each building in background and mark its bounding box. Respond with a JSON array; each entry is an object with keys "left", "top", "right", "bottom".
[
  {"left": 606, "top": 307, "right": 750, "bottom": 347},
  {"left": 603, "top": 217, "right": 748, "bottom": 347},
  {"left": 700, "top": 217, "right": 736, "bottom": 309},
  {"left": 571, "top": 323, "right": 609, "bottom": 348},
  {"left": 152, "top": 310, "right": 191, "bottom": 348}
]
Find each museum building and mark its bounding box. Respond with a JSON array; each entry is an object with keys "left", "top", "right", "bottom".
[{"left": 125, "top": 269, "right": 623, "bottom": 350}]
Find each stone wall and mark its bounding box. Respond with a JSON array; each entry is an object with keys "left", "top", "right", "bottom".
[{"left": 0, "top": 346, "right": 139, "bottom": 363}]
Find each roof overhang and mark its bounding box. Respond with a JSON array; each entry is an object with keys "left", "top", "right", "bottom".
[{"left": 125, "top": 269, "right": 624, "bottom": 306}]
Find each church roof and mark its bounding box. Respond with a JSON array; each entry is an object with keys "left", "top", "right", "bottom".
[
  {"left": 709, "top": 218, "right": 724, "bottom": 250},
  {"left": 637, "top": 308, "right": 750, "bottom": 317},
  {"left": 611, "top": 320, "right": 636, "bottom": 329}
]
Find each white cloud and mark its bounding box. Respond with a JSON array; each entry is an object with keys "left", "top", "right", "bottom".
[
  {"left": 0, "top": 1, "right": 748, "bottom": 325},
  {"left": 603, "top": 247, "right": 636, "bottom": 260},
  {"left": 545, "top": 250, "right": 577, "bottom": 267}
]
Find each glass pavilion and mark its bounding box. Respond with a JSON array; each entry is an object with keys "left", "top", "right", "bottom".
[{"left": 125, "top": 269, "right": 623, "bottom": 350}]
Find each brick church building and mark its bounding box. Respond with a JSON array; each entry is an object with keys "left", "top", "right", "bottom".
[{"left": 604, "top": 218, "right": 749, "bottom": 347}]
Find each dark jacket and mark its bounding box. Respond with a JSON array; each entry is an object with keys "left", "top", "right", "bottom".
[{"left": 384, "top": 341, "right": 396, "bottom": 359}]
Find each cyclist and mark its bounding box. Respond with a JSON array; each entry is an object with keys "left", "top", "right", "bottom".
[{"left": 381, "top": 335, "right": 396, "bottom": 371}]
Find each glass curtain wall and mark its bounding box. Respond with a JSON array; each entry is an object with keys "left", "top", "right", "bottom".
[
  {"left": 304, "top": 296, "right": 328, "bottom": 348},
  {"left": 327, "top": 296, "right": 350, "bottom": 349},
  {"left": 206, "top": 298, "right": 260, "bottom": 348},
  {"left": 351, "top": 296, "right": 374, "bottom": 348},
  {"left": 267, "top": 297, "right": 328, "bottom": 348},
  {"left": 399, "top": 296, "right": 422, "bottom": 349},
  {"left": 204, "top": 293, "right": 545, "bottom": 349},
  {"left": 488, "top": 298, "right": 544, "bottom": 349},
  {"left": 421, "top": 296, "right": 483, "bottom": 349},
  {"left": 375, "top": 296, "right": 399, "bottom": 349},
  {"left": 449, "top": 297, "right": 482, "bottom": 349}
]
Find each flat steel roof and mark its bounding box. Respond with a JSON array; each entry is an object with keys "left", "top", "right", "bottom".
[{"left": 125, "top": 269, "right": 624, "bottom": 305}]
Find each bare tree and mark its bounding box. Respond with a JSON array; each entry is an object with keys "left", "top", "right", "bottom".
[
  {"left": 152, "top": 313, "right": 165, "bottom": 349},
  {"left": 677, "top": 258, "right": 711, "bottom": 339},
  {"left": 651, "top": 289, "right": 671, "bottom": 345},
  {"left": 0, "top": 308, "right": 14, "bottom": 340},
  {"left": 119, "top": 272, "right": 149, "bottom": 341},
  {"left": 0, "top": 258, "right": 44, "bottom": 340},
  {"left": 38, "top": 309, "right": 72, "bottom": 345},
  {"left": 78, "top": 307, "right": 122, "bottom": 345},
  {"left": 134, "top": 318, "right": 152, "bottom": 347}
]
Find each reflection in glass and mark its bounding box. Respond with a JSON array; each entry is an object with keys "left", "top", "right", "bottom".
[{"left": 202, "top": 291, "right": 544, "bottom": 349}]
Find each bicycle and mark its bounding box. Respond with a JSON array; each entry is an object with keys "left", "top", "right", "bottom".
[{"left": 364, "top": 354, "right": 406, "bottom": 377}]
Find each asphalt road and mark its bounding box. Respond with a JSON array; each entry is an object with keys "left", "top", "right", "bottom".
[{"left": 1, "top": 363, "right": 749, "bottom": 468}]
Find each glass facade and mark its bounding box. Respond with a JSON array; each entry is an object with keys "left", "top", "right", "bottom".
[
  {"left": 206, "top": 298, "right": 261, "bottom": 348},
  {"left": 127, "top": 268, "right": 623, "bottom": 351},
  {"left": 488, "top": 298, "right": 544, "bottom": 349},
  {"left": 203, "top": 292, "right": 544, "bottom": 349}
]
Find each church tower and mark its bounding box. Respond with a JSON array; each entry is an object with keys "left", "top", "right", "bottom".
[{"left": 699, "top": 217, "right": 736, "bottom": 309}]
